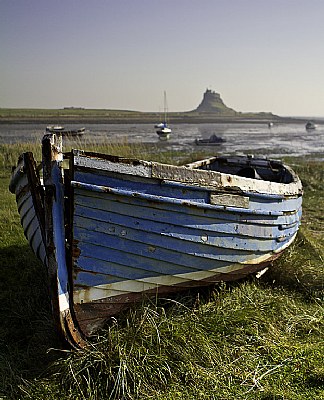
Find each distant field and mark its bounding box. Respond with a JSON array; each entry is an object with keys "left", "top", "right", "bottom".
[
  {"left": 0, "top": 107, "right": 153, "bottom": 122},
  {"left": 0, "top": 107, "right": 299, "bottom": 124}
]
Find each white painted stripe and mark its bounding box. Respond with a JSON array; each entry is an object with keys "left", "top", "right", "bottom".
[
  {"left": 73, "top": 260, "right": 264, "bottom": 304},
  {"left": 59, "top": 293, "right": 70, "bottom": 311}
]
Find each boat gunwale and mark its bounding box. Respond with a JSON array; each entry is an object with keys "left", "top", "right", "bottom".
[{"left": 70, "top": 151, "right": 303, "bottom": 198}]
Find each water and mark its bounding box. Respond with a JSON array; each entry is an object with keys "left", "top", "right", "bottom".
[{"left": 1, "top": 121, "right": 324, "bottom": 159}]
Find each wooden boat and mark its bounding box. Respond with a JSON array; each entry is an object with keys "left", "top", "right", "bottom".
[
  {"left": 8, "top": 152, "right": 47, "bottom": 267},
  {"left": 9, "top": 132, "right": 303, "bottom": 347},
  {"left": 195, "top": 134, "right": 226, "bottom": 146},
  {"left": 46, "top": 125, "right": 85, "bottom": 137}
]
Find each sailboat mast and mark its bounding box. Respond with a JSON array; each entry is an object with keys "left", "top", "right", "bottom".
[{"left": 164, "top": 90, "right": 168, "bottom": 123}]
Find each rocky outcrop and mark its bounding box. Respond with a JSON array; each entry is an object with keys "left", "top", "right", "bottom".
[{"left": 192, "top": 89, "right": 237, "bottom": 115}]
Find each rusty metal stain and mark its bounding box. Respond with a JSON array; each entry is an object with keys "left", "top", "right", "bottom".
[
  {"left": 72, "top": 239, "right": 81, "bottom": 258},
  {"left": 148, "top": 245, "right": 156, "bottom": 253},
  {"left": 283, "top": 210, "right": 298, "bottom": 215},
  {"left": 63, "top": 309, "right": 88, "bottom": 348}
]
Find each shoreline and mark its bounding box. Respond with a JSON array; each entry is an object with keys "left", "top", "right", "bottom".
[{"left": 0, "top": 116, "right": 309, "bottom": 125}]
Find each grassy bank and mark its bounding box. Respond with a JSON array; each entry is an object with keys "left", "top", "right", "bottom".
[
  {"left": 0, "top": 107, "right": 303, "bottom": 125},
  {"left": 0, "top": 142, "right": 323, "bottom": 399}
]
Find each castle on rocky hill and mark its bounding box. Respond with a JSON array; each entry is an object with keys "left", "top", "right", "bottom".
[{"left": 193, "top": 89, "right": 237, "bottom": 115}]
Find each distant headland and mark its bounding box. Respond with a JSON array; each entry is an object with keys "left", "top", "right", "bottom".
[{"left": 0, "top": 89, "right": 306, "bottom": 124}]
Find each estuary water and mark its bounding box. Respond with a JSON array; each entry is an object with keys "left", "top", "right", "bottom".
[{"left": 1, "top": 121, "right": 324, "bottom": 159}]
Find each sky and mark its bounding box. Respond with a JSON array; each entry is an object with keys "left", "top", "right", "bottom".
[{"left": 1, "top": 0, "right": 324, "bottom": 116}]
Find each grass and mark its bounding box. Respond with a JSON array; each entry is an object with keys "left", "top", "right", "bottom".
[
  {"left": 0, "top": 108, "right": 145, "bottom": 119},
  {"left": 0, "top": 141, "right": 323, "bottom": 399},
  {"left": 0, "top": 107, "right": 285, "bottom": 124}
]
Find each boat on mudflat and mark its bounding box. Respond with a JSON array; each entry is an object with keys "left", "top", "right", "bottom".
[
  {"left": 9, "top": 132, "right": 303, "bottom": 347},
  {"left": 195, "top": 134, "right": 226, "bottom": 146},
  {"left": 46, "top": 125, "right": 85, "bottom": 137},
  {"left": 156, "top": 123, "right": 172, "bottom": 141},
  {"left": 305, "top": 121, "right": 317, "bottom": 131},
  {"left": 155, "top": 91, "right": 172, "bottom": 140}
]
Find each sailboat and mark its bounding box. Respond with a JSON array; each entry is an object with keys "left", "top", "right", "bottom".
[{"left": 155, "top": 91, "right": 172, "bottom": 140}]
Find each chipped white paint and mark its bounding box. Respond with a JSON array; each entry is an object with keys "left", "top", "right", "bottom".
[
  {"left": 74, "top": 155, "right": 152, "bottom": 177},
  {"left": 74, "top": 153, "right": 302, "bottom": 197},
  {"left": 59, "top": 292, "right": 70, "bottom": 311},
  {"left": 73, "top": 260, "right": 268, "bottom": 304},
  {"left": 210, "top": 193, "right": 250, "bottom": 208}
]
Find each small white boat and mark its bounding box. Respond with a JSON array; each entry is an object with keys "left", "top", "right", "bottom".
[
  {"left": 46, "top": 125, "right": 85, "bottom": 137},
  {"left": 156, "top": 124, "right": 172, "bottom": 140},
  {"left": 154, "top": 122, "right": 165, "bottom": 128},
  {"left": 156, "top": 91, "right": 172, "bottom": 140},
  {"left": 46, "top": 125, "right": 64, "bottom": 132}
]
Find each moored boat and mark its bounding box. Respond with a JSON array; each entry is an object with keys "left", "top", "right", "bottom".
[
  {"left": 154, "top": 122, "right": 165, "bottom": 129},
  {"left": 156, "top": 91, "right": 172, "bottom": 140},
  {"left": 46, "top": 125, "right": 86, "bottom": 137},
  {"left": 9, "top": 133, "right": 303, "bottom": 347},
  {"left": 156, "top": 123, "right": 172, "bottom": 140},
  {"left": 305, "top": 121, "right": 317, "bottom": 130},
  {"left": 195, "top": 134, "right": 226, "bottom": 146}
]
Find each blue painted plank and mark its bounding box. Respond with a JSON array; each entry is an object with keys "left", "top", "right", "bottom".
[
  {"left": 75, "top": 170, "right": 211, "bottom": 203},
  {"left": 15, "top": 191, "right": 47, "bottom": 265},
  {"left": 51, "top": 163, "right": 70, "bottom": 297},
  {"left": 74, "top": 187, "right": 302, "bottom": 227},
  {"left": 73, "top": 224, "right": 272, "bottom": 270},
  {"left": 74, "top": 250, "right": 229, "bottom": 281},
  {"left": 73, "top": 197, "right": 295, "bottom": 252},
  {"left": 74, "top": 201, "right": 298, "bottom": 241}
]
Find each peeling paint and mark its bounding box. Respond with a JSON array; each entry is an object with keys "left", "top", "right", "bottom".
[{"left": 10, "top": 133, "right": 303, "bottom": 348}]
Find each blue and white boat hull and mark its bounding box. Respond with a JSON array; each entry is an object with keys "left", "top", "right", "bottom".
[{"left": 10, "top": 133, "right": 303, "bottom": 346}]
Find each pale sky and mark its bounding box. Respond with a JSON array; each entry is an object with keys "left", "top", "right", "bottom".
[{"left": 1, "top": 0, "right": 324, "bottom": 116}]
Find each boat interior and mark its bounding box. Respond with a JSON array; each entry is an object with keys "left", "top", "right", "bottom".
[{"left": 186, "top": 155, "right": 295, "bottom": 184}]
